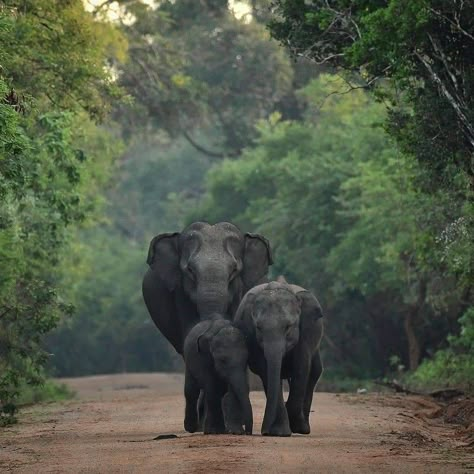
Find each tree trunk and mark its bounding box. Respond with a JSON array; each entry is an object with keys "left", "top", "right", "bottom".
[
  {"left": 404, "top": 279, "right": 427, "bottom": 371},
  {"left": 404, "top": 309, "right": 421, "bottom": 371}
]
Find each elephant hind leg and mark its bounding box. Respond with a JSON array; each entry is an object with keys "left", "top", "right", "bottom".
[{"left": 303, "top": 351, "right": 323, "bottom": 425}]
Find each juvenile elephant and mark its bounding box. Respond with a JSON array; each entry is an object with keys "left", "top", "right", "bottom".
[
  {"left": 183, "top": 318, "right": 253, "bottom": 435},
  {"left": 142, "top": 222, "right": 272, "bottom": 355},
  {"left": 232, "top": 281, "right": 323, "bottom": 436}
]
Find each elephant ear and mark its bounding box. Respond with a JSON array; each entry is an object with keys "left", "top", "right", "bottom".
[
  {"left": 197, "top": 320, "right": 227, "bottom": 354},
  {"left": 197, "top": 331, "right": 211, "bottom": 354},
  {"left": 146, "top": 232, "right": 180, "bottom": 291},
  {"left": 297, "top": 289, "right": 324, "bottom": 323},
  {"left": 242, "top": 233, "right": 273, "bottom": 289}
]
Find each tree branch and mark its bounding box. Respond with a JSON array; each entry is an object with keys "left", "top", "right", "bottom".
[
  {"left": 428, "top": 7, "right": 474, "bottom": 42},
  {"left": 0, "top": 307, "right": 12, "bottom": 320},
  {"left": 181, "top": 129, "right": 234, "bottom": 159},
  {"left": 414, "top": 50, "right": 474, "bottom": 150}
]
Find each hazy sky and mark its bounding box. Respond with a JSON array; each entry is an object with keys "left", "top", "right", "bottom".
[{"left": 84, "top": 1, "right": 252, "bottom": 21}]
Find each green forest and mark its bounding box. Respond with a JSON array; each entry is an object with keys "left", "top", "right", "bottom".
[{"left": 0, "top": 0, "right": 472, "bottom": 423}]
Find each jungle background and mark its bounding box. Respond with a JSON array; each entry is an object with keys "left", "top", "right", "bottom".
[{"left": 0, "top": 0, "right": 472, "bottom": 422}]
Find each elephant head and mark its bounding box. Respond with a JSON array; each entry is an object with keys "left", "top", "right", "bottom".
[
  {"left": 197, "top": 320, "right": 253, "bottom": 435},
  {"left": 249, "top": 282, "right": 302, "bottom": 433},
  {"left": 146, "top": 222, "right": 272, "bottom": 320}
]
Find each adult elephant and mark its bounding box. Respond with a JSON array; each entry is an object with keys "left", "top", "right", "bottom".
[{"left": 142, "top": 221, "right": 273, "bottom": 355}]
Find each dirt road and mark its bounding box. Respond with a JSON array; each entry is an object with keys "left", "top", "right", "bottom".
[{"left": 1, "top": 373, "right": 472, "bottom": 473}]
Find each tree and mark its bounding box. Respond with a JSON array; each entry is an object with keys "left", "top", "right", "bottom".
[
  {"left": 117, "top": 0, "right": 293, "bottom": 155},
  {"left": 268, "top": 0, "right": 474, "bottom": 188},
  {"left": 0, "top": 1, "right": 125, "bottom": 421}
]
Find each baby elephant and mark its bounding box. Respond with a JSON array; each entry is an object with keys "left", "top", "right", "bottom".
[
  {"left": 183, "top": 318, "right": 253, "bottom": 435},
  {"left": 231, "top": 281, "right": 323, "bottom": 436}
]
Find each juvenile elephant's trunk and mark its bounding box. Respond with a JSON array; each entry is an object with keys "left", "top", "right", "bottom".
[{"left": 262, "top": 342, "right": 284, "bottom": 435}]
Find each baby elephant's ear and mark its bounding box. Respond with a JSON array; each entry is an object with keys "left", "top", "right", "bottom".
[
  {"left": 197, "top": 330, "right": 211, "bottom": 354},
  {"left": 196, "top": 320, "right": 227, "bottom": 353}
]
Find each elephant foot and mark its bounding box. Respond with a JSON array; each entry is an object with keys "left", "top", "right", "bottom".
[
  {"left": 288, "top": 412, "right": 310, "bottom": 434},
  {"left": 184, "top": 416, "right": 198, "bottom": 433},
  {"left": 289, "top": 417, "right": 310, "bottom": 434},
  {"left": 226, "top": 423, "right": 245, "bottom": 435},
  {"left": 261, "top": 429, "right": 292, "bottom": 437},
  {"left": 261, "top": 423, "right": 292, "bottom": 437},
  {"left": 196, "top": 417, "right": 204, "bottom": 432},
  {"left": 204, "top": 426, "right": 226, "bottom": 435},
  {"left": 287, "top": 405, "right": 311, "bottom": 434},
  {"left": 204, "top": 418, "right": 226, "bottom": 435}
]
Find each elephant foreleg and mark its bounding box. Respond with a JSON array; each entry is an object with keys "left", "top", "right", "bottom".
[
  {"left": 203, "top": 379, "right": 226, "bottom": 435},
  {"left": 286, "top": 346, "right": 312, "bottom": 434},
  {"left": 303, "top": 351, "right": 323, "bottom": 425}
]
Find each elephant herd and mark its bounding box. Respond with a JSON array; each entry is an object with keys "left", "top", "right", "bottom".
[{"left": 142, "top": 222, "right": 323, "bottom": 437}]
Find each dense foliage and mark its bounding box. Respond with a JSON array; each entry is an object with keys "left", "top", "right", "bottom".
[
  {"left": 116, "top": 0, "right": 293, "bottom": 154},
  {"left": 0, "top": 1, "right": 124, "bottom": 422},
  {"left": 269, "top": 0, "right": 474, "bottom": 188}
]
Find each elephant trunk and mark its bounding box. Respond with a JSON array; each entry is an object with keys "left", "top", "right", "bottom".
[
  {"left": 262, "top": 342, "right": 285, "bottom": 434},
  {"left": 196, "top": 285, "right": 230, "bottom": 320},
  {"left": 230, "top": 374, "right": 253, "bottom": 435}
]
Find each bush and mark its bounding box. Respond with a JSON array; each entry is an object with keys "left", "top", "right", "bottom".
[
  {"left": 15, "top": 379, "right": 75, "bottom": 407},
  {"left": 408, "top": 308, "right": 474, "bottom": 392},
  {"left": 0, "top": 378, "right": 74, "bottom": 426}
]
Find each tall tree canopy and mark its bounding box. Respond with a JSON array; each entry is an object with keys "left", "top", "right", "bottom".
[
  {"left": 0, "top": 0, "right": 125, "bottom": 421},
  {"left": 117, "top": 0, "right": 293, "bottom": 155},
  {"left": 269, "top": 0, "right": 474, "bottom": 188}
]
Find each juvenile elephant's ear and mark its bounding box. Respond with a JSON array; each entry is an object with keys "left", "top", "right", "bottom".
[
  {"left": 197, "top": 332, "right": 211, "bottom": 354},
  {"left": 242, "top": 233, "right": 273, "bottom": 289},
  {"left": 146, "top": 232, "right": 180, "bottom": 291},
  {"left": 197, "top": 320, "right": 227, "bottom": 354}
]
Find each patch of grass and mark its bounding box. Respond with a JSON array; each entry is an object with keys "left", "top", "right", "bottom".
[
  {"left": 317, "top": 375, "right": 379, "bottom": 393},
  {"left": 405, "top": 351, "right": 474, "bottom": 393},
  {"left": 15, "top": 379, "right": 75, "bottom": 406}
]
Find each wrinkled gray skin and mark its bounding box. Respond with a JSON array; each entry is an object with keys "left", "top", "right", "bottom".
[
  {"left": 183, "top": 318, "right": 253, "bottom": 435},
  {"left": 231, "top": 281, "right": 323, "bottom": 436},
  {"left": 142, "top": 222, "right": 273, "bottom": 355}
]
